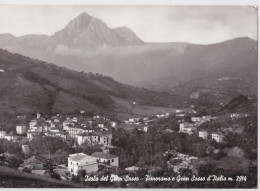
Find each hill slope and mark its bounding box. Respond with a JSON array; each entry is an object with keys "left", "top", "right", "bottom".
[
  {"left": 0, "top": 165, "right": 84, "bottom": 188},
  {"left": 0, "top": 49, "right": 177, "bottom": 117}
]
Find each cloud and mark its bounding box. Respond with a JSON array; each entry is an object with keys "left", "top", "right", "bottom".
[
  {"left": 92, "top": 43, "right": 187, "bottom": 57},
  {"left": 51, "top": 43, "right": 187, "bottom": 58},
  {"left": 53, "top": 44, "right": 82, "bottom": 56}
]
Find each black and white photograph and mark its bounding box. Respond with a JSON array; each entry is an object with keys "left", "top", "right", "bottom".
[{"left": 0, "top": 2, "right": 257, "bottom": 189}]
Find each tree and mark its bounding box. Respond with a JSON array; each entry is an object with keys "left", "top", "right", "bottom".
[
  {"left": 77, "top": 169, "right": 86, "bottom": 178},
  {"left": 54, "top": 149, "right": 69, "bottom": 164},
  {"left": 198, "top": 163, "right": 216, "bottom": 177}
]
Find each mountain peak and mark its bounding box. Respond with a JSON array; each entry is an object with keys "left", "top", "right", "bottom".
[
  {"left": 50, "top": 12, "right": 144, "bottom": 49},
  {"left": 64, "top": 12, "right": 94, "bottom": 31},
  {"left": 76, "top": 12, "right": 93, "bottom": 20}
]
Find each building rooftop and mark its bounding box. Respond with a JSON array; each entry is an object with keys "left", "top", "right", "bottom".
[
  {"left": 91, "top": 152, "right": 118, "bottom": 159},
  {"left": 77, "top": 132, "right": 93, "bottom": 136},
  {"left": 199, "top": 130, "right": 208, "bottom": 133},
  {"left": 68, "top": 153, "right": 97, "bottom": 163},
  {"left": 68, "top": 153, "right": 88, "bottom": 161}
]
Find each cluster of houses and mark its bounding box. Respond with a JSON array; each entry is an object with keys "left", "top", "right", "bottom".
[
  {"left": 156, "top": 113, "right": 170, "bottom": 119},
  {"left": 175, "top": 109, "right": 197, "bottom": 118},
  {"left": 0, "top": 129, "right": 24, "bottom": 141},
  {"left": 230, "top": 113, "right": 249, "bottom": 120},
  {"left": 16, "top": 150, "right": 120, "bottom": 178},
  {"left": 0, "top": 112, "right": 117, "bottom": 147},
  {"left": 124, "top": 117, "right": 150, "bottom": 132},
  {"left": 217, "top": 76, "right": 241, "bottom": 81},
  {"left": 125, "top": 112, "right": 171, "bottom": 125},
  {"left": 125, "top": 118, "right": 141, "bottom": 124},
  {"left": 178, "top": 116, "right": 224, "bottom": 143},
  {"left": 124, "top": 112, "right": 173, "bottom": 132}
]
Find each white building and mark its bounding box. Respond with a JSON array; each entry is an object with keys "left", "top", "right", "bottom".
[
  {"left": 91, "top": 152, "right": 119, "bottom": 167},
  {"left": 211, "top": 133, "right": 224, "bottom": 143},
  {"left": 29, "top": 118, "right": 50, "bottom": 132},
  {"left": 156, "top": 114, "right": 166, "bottom": 119},
  {"left": 179, "top": 122, "right": 196, "bottom": 135},
  {"left": 125, "top": 166, "right": 140, "bottom": 171},
  {"left": 0, "top": 131, "right": 6, "bottom": 139},
  {"left": 198, "top": 131, "right": 208, "bottom": 139},
  {"left": 53, "top": 118, "right": 60, "bottom": 123},
  {"left": 143, "top": 126, "right": 148, "bottom": 132},
  {"left": 16, "top": 125, "right": 28, "bottom": 134},
  {"left": 72, "top": 117, "right": 78, "bottom": 123},
  {"left": 176, "top": 113, "right": 185, "bottom": 117},
  {"left": 97, "top": 124, "right": 104, "bottom": 128},
  {"left": 30, "top": 125, "right": 43, "bottom": 132},
  {"left": 68, "top": 126, "right": 85, "bottom": 138},
  {"left": 99, "top": 134, "right": 112, "bottom": 146},
  {"left": 80, "top": 110, "right": 85, "bottom": 114},
  {"left": 68, "top": 153, "right": 98, "bottom": 175},
  {"left": 202, "top": 115, "right": 212, "bottom": 121},
  {"left": 22, "top": 145, "right": 30, "bottom": 154},
  {"left": 49, "top": 128, "right": 60, "bottom": 133},
  {"left": 76, "top": 133, "right": 97, "bottom": 146},
  {"left": 27, "top": 131, "right": 41, "bottom": 141},
  {"left": 230, "top": 113, "right": 249, "bottom": 120},
  {"left": 76, "top": 132, "right": 112, "bottom": 146},
  {"left": 29, "top": 120, "right": 37, "bottom": 129},
  {"left": 110, "top": 121, "right": 117, "bottom": 128},
  {"left": 137, "top": 126, "right": 149, "bottom": 132},
  {"left": 191, "top": 117, "right": 201, "bottom": 122},
  {"left": 129, "top": 118, "right": 140, "bottom": 123},
  {"left": 4, "top": 134, "right": 18, "bottom": 141}
]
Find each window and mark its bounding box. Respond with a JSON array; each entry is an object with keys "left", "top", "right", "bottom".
[{"left": 112, "top": 159, "right": 114, "bottom": 162}]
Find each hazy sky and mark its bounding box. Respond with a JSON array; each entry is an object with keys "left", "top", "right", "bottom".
[{"left": 0, "top": 5, "right": 257, "bottom": 44}]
